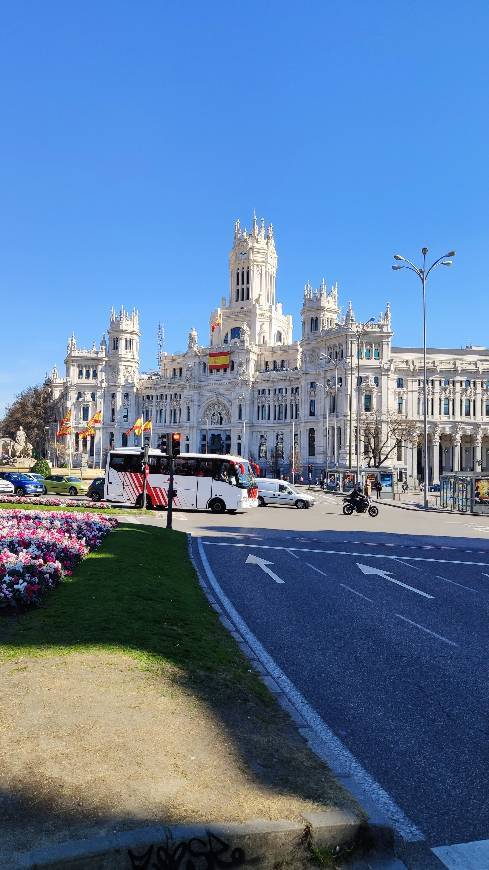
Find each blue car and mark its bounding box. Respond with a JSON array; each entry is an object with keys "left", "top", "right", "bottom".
[{"left": 0, "top": 472, "right": 44, "bottom": 497}]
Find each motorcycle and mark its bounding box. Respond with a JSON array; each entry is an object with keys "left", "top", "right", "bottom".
[{"left": 342, "top": 494, "right": 379, "bottom": 518}]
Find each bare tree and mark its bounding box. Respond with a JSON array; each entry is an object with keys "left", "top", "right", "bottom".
[{"left": 362, "top": 413, "right": 417, "bottom": 467}]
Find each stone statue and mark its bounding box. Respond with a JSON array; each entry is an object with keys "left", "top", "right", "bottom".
[
  {"left": 241, "top": 323, "right": 251, "bottom": 347},
  {"left": 14, "top": 426, "right": 33, "bottom": 458},
  {"left": 187, "top": 327, "right": 198, "bottom": 351}
]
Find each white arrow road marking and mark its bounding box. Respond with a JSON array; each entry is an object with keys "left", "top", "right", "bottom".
[
  {"left": 245, "top": 554, "right": 285, "bottom": 584},
  {"left": 356, "top": 563, "right": 434, "bottom": 599}
]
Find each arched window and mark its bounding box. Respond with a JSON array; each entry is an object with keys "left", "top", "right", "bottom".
[
  {"left": 465, "top": 379, "right": 471, "bottom": 388},
  {"left": 273, "top": 360, "right": 278, "bottom": 370},
  {"left": 265, "top": 361, "right": 269, "bottom": 371},
  {"left": 275, "top": 330, "right": 282, "bottom": 344},
  {"left": 230, "top": 360, "right": 235, "bottom": 371},
  {"left": 238, "top": 403, "right": 242, "bottom": 420},
  {"left": 230, "top": 326, "right": 241, "bottom": 341},
  {"left": 308, "top": 428, "right": 316, "bottom": 457},
  {"left": 122, "top": 433, "right": 128, "bottom": 447},
  {"left": 223, "top": 332, "right": 229, "bottom": 344},
  {"left": 315, "top": 317, "right": 319, "bottom": 331},
  {"left": 310, "top": 317, "right": 314, "bottom": 332},
  {"left": 202, "top": 362, "right": 207, "bottom": 373}
]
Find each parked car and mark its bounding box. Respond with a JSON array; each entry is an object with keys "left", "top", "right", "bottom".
[
  {"left": 43, "top": 475, "right": 90, "bottom": 496},
  {"left": 0, "top": 472, "right": 44, "bottom": 497},
  {"left": 26, "top": 473, "right": 45, "bottom": 484},
  {"left": 0, "top": 477, "right": 15, "bottom": 494},
  {"left": 257, "top": 478, "right": 315, "bottom": 509},
  {"left": 87, "top": 477, "right": 105, "bottom": 501},
  {"left": 429, "top": 483, "right": 441, "bottom": 493}
]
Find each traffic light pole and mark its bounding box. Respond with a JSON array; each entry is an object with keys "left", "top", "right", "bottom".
[
  {"left": 142, "top": 444, "right": 149, "bottom": 510},
  {"left": 166, "top": 454, "right": 174, "bottom": 530}
]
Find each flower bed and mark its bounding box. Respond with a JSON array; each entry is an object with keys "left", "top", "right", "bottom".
[
  {"left": 0, "top": 495, "right": 112, "bottom": 508},
  {"left": 0, "top": 510, "right": 117, "bottom": 608}
]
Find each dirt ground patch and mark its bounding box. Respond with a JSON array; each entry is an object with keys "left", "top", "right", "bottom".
[{"left": 0, "top": 651, "right": 358, "bottom": 866}]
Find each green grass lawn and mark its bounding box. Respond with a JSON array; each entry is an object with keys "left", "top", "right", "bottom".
[{"left": 0, "top": 523, "right": 257, "bottom": 690}]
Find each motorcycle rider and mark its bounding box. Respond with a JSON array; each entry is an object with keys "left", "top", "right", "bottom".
[{"left": 349, "top": 482, "right": 366, "bottom": 511}]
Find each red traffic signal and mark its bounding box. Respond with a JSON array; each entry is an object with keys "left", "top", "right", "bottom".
[{"left": 171, "top": 432, "right": 181, "bottom": 457}]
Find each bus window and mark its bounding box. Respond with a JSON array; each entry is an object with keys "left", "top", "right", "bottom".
[
  {"left": 212, "top": 459, "right": 237, "bottom": 484},
  {"left": 174, "top": 456, "right": 198, "bottom": 476},
  {"left": 149, "top": 454, "right": 170, "bottom": 474},
  {"left": 109, "top": 453, "right": 142, "bottom": 473},
  {"left": 194, "top": 458, "right": 213, "bottom": 477}
]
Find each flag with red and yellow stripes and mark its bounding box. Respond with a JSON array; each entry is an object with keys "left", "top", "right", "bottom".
[
  {"left": 125, "top": 417, "right": 143, "bottom": 437},
  {"left": 56, "top": 410, "right": 72, "bottom": 437},
  {"left": 208, "top": 350, "right": 230, "bottom": 371}
]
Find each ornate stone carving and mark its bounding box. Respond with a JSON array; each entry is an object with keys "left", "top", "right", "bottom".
[{"left": 201, "top": 400, "right": 231, "bottom": 426}]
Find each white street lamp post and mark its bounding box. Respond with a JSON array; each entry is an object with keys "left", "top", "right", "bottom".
[{"left": 392, "top": 248, "right": 455, "bottom": 510}]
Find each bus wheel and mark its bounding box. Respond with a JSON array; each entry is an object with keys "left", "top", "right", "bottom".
[{"left": 209, "top": 498, "right": 226, "bottom": 514}]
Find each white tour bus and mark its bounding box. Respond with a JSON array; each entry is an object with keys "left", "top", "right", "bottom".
[{"left": 105, "top": 448, "right": 258, "bottom": 513}]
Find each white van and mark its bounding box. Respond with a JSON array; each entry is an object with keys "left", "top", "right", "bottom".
[{"left": 257, "top": 479, "right": 315, "bottom": 509}]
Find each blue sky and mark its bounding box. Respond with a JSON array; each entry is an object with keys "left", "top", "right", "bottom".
[{"left": 1, "top": 0, "right": 488, "bottom": 413}]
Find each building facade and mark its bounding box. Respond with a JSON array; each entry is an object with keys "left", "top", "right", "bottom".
[{"left": 51, "top": 217, "right": 489, "bottom": 482}]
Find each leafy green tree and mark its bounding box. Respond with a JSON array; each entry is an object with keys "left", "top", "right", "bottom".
[
  {"left": 31, "top": 458, "right": 51, "bottom": 477},
  {"left": 0, "top": 379, "right": 56, "bottom": 458}
]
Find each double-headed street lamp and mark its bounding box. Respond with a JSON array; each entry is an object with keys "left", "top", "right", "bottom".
[
  {"left": 392, "top": 248, "right": 455, "bottom": 510},
  {"left": 353, "top": 318, "right": 375, "bottom": 483},
  {"left": 319, "top": 354, "right": 340, "bottom": 474}
]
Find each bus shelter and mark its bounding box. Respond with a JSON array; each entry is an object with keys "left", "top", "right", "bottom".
[{"left": 440, "top": 473, "right": 489, "bottom": 515}]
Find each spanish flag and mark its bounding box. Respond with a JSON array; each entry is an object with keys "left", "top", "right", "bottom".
[
  {"left": 210, "top": 311, "right": 222, "bottom": 333},
  {"left": 142, "top": 420, "right": 152, "bottom": 431},
  {"left": 125, "top": 417, "right": 143, "bottom": 437},
  {"left": 209, "top": 350, "right": 230, "bottom": 371},
  {"left": 56, "top": 410, "right": 72, "bottom": 437},
  {"left": 79, "top": 426, "right": 96, "bottom": 438}
]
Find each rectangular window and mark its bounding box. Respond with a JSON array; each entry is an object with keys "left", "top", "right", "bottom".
[
  {"left": 364, "top": 394, "right": 372, "bottom": 412},
  {"left": 113, "top": 338, "right": 119, "bottom": 351},
  {"left": 396, "top": 377, "right": 404, "bottom": 388},
  {"left": 111, "top": 407, "right": 115, "bottom": 422},
  {"left": 309, "top": 399, "right": 316, "bottom": 416},
  {"left": 464, "top": 399, "right": 471, "bottom": 417},
  {"left": 82, "top": 405, "right": 89, "bottom": 422},
  {"left": 78, "top": 368, "right": 83, "bottom": 379},
  {"left": 443, "top": 398, "right": 450, "bottom": 415},
  {"left": 92, "top": 368, "right": 97, "bottom": 379},
  {"left": 486, "top": 401, "right": 489, "bottom": 416},
  {"left": 122, "top": 408, "right": 129, "bottom": 422},
  {"left": 397, "top": 398, "right": 403, "bottom": 414},
  {"left": 374, "top": 347, "right": 380, "bottom": 360}
]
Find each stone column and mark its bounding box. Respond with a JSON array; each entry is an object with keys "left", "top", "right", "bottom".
[
  {"left": 452, "top": 436, "right": 461, "bottom": 472},
  {"left": 432, "top": 435, "right": 440, "bottom": 484},
  {"left": 475, "top": 433, "right": 482, "bottom": 474}
]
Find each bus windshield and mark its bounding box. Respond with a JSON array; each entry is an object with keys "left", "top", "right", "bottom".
[{"left": 230, "top": 459, "right": 255, "bottom": 489}]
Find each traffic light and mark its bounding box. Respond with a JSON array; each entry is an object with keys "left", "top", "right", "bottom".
[
  {"left": 171, "top": 432, "right": 181, "bottom": 457},
  {"left": 159, "top": 434, "right": 168, "bottom": 454}
]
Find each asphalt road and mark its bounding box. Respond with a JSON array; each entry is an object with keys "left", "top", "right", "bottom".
[{"left": 190, "top": 494, "right": 489, "bottom": 862}]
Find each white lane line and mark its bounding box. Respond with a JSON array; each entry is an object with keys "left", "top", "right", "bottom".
[
  {"left": 306, "top": 562, "right": 328, "bottom": 577},
  {"left": 395, "top": 614, "right": 458, "bottom": 647},
  {"left": 483, "top": 573, "right": 489, "bottom": 579},
  {"left": 432, "top": 838, "right": 489, "bottom": 868},
  {"left": 436, "top": 575, "right": 478, "bottom": 593},
  {"left": 341, "top": 583, "right": 373, "bottom": 602},
  {"left": 196, "top": 537, "right": 424, "bottom": 842},
  {"left": 392, "top": 558, "right": 422, "bottom": 571},
  {"left": 202, "top": 541, "right": 489, "bottom": 568},
  {"left": 286, "top": 549, "right": 299, "bottom": 559}
]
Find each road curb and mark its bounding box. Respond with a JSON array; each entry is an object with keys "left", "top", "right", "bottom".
[
  {"left": 12, "top": 813, "right": 388, "bottom": 870},
  {"left": 187, "top": 534, "right": 401, "bottom": 862}
]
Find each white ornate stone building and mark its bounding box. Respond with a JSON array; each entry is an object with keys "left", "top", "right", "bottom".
[{"left": 50, "top": 216, "right": 489, "bottom": 483}]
